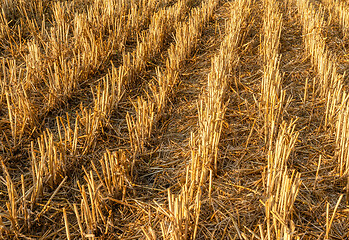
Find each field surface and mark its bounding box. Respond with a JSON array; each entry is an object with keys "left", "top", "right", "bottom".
[{"left": 1, "top": 0, "right": 349, "bottom": 239}]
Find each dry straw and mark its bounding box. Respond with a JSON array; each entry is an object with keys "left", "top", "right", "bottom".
[
  {"left": 262, "top": 121, "right": 301, "bottom": 239},
  {"left": 323, "top": 0, "right": 349, "bottom": 188},
  {"left": 4, "top": 59, "right": 37, "bottom": 148},
  {"left": 295, "top": 0, "right": 343, "bottom": 126},
  {"left": 2, "top": 0, "right": 348, "bottom": 238},
  {"left": 259, "top": 0, "right": 302, "bottom": 238},
  {"left": 0, "top": 161, "right": 19, "bottom": 234},
  {"left": 294, "top": 0, "right": 347, "bottom": 235},
  {"left": 126, "top": 97, "right": 155, "bottom": 156},
  {"left": 150, "top": 0, "right": 218, "bottom": 116},
  {"left": 125, "top": 0, "right": 211, "bottom": 159},
  {"left": 74, "top": 149, "right": 131, "bottom": 238},
  {"left": 260, "top": 0, "right": 285, "bottom": 147},
  {"left": 70, "top": 0, "right": 193, "bottom": 237},
  {"left": 163, "top": 0, "right": 251, "bottom": 238},
  {"left": 3, "top": 0, "right": 161, "bottom": 151},
  {"left": 323, "top": 0, "right": 349, "bottom": 39},
  {"left": 295, "top": 0, "right": 349, "bottom": 179},
  {"left": 99, "top": 0, "right": 192, "bottom": 157},
  {"left": 91, "top": 149, "right": 131, "bottom": 199}
]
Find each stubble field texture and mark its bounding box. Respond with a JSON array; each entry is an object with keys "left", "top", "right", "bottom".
[{"left": 1, "top": 0, "right": 349, "bottom": 239}]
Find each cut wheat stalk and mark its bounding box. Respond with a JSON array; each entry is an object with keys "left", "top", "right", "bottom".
[
  {"left": 37, "top": 130, "right": 65, "bottom": 188},
  {"left": 75, "top": 1, "right": 195, "bottom": 197},
  {"left": 76, "top": 0, "right": 193, "bottom": 157},
  {"left": 34, "top": 176, "right": 67, "bottom": 221},
  {"left": 91, "top": 149, "right": 131, "bottom": 200},
  {"left": 41, "top": 0, "right": 167, "bottom": 112},
  {"left": 78, "top": 107, "right": 100, "bottom": 155},
  {"left": 0, "top": 0, "right": 183, "bottom": 163},
  {"left": 28, "top": 113, "right": 80, "bottom": 211},
  {"left": 0, "top": 160, "right": 20, "bottom": 234},
  {"left": 258, "top": 0, "right": 303, "bottom": 238},
  {"left": 294, "top": 0, "right": 349, "bottom": 181},
  {"left": 193, "top": 1, "right": 253, "bottom": 172},
  {"left": 56, "top": 113, "right": 79, "bottom": 156},
  {"left": 260, "top": 0, "right": 285, "bottom": 148},
  {"left": 262, "top": 121, "right": 301, "bottom": 239},
  {"left": 295, "top": 0, "right": 343, "bottom": 127},
  {"left": 324, "top": 194, "right": 343, "bottom": 239},
  {"left": 20, "top": 174, "right": 28, "bottom": 228},
  {"left": 74, "top": 169, "right": 107, "bottom": 239},
  {"left": 167, "top": 188, "right": 190, "bottom": 240},
  {"left": 2, "top": 0, "right": 349, "bottom": 238},
  {"left": 335, "top": 93, "right": 349, "bottom": 202},
  {"left": 30, "top": 141, "right": 45, "bottom": 209},
  {"left": 31, "top": 115, "right": 78, "bottom": 184},
  {"left": 3, "top": 59, "right": 38, "bottom": 149},
  {"left": 63, "top": 207, "right": 71, "bottom": 240},
  {"left": 17, "top": 2, "right": 202, "bottom": 231},
  {"left": 335, "top": 92, "right": 349, "bottom": 177},
  {"left": 150, "top": 0, "right": 219, "bottom": 116},
  {"left": 0, "top": 0, "right": 30, "bottom": 58},
  {"left": 322, "top": 0, "right": 349, "bottom": 39},
  {"left": 110, "top": 0, "right": 193, "bottom": 95},
  {"left": 5, "top": 0, "right": 161, "bottom": 149},
  {"left": 126, "top": 97, "right": 155, "bottom": 156},
  {"left": 162, "top": 0, "right": 251, "bottom": 238}
]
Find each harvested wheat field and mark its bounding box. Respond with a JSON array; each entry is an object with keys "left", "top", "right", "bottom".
[{"left": 1, "top": 0, "right": 349, "bottom": 239}]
